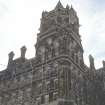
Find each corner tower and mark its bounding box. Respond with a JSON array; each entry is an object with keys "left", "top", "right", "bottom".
[
  {"left": 34, "top": 1, "right": 85, "bottom": 105},
  {"left": 36, "top": 1, "right": 83, "bottom": 65}
]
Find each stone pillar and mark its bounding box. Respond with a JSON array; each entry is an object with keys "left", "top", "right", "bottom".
[{"left": 20, "top": 46, "right": 27, "bottom": 59}]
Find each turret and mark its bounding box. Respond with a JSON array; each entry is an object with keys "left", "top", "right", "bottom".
[{"left": 39, "top": 1, "right": 79, "bottom": 35}]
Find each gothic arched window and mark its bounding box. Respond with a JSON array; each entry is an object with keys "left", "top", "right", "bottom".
[{"left": 53, "top": 40, "right": 59, "bottom": 56}]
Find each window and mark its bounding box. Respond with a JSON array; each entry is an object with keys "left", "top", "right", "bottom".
[
  {"left": 64, "top": 17, "right": 69, "bottom": 23},
  {"left": 54, "top": 79, "right": 58, "bottom": 90},
  {"left": 57, "top": 16, "right": 62, "bottom": 23},
  {"left": 49, "top": 92, "right": 53, "bottom": 102},
  {"left": 38, "top": 84, "right": 42, "bottom": 94},
  {"left": 47, "top": 81, "right": 50, "bottom": 92},
  {"left": 76, "top": 54, "right": 78, "bottom": 63},
  {"left": 36, "top": 97, "right": 41, "bottom": 105},
  {"left": 53, "top": 92, "right": 58, "bottom": 100},
  {"left": 50, "top": 80, "right": 54, "bottom": 90},
  {"left": 41, "top": 95, "right": 45, "bottom": 104}
]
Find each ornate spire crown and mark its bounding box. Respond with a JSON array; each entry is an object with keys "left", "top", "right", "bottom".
[
  {"left": 39, "top": 1, "right": 79, "bottom": 34},
  {"left": 54, "top": 0, "right": 64, "bottom": 10}
]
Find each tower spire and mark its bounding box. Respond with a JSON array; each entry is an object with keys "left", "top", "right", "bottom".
[
  {"left": 55, "top": 0, "right": 64, "bottom": 10},
  {"left": 66, "top": 4, "right": 70, "bottom": 9},
  {"left": 70, "top": 5, "right": 76, "bottom": 13}
]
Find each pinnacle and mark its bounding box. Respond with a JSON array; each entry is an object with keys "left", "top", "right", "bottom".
[
  {"left": 55, "top": 0, "right": 64, "bottom": 10},
  {"left": 66, "top": 4, "right": 70, "bottom": 9},
  {"left": 70, "top": 5, "right": 76, "bottom": 14},
  {"left": 70, "top": 5, "right": 74, "bottom": 10}
]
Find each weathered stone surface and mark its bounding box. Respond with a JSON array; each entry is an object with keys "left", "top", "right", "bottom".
[{"left": 0, "top": 1, "right": 105, "bottom": 105}]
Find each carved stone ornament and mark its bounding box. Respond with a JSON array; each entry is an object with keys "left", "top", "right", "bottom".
[
  {"left": 39, "top": 46, "right": 45, "bottom": 54},
  {"left": 54, "top": 40, "right": 59, "bottom": 48},
  {"left": 47, "top": 38, "right": 52, "bottom": 45}
]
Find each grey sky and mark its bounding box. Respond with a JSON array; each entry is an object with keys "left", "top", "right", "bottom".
[{"left": 0, "top": 0, "right": 105, "bottom": 70}]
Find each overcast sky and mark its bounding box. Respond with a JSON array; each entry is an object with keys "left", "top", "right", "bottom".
[{"left": 0, "top": 0, "right": 105, "bottom": 70}]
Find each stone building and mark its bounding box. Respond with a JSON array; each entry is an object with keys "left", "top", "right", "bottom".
[{"left": 0, "top": 1, "right": 105, "bottom": 105}]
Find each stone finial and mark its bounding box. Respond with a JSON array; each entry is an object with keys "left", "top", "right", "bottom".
[
  {"left": 89, "top": 55, "right": 95, "bottom": 69},
  {"left": 20, "top": 46, "right": 27, "bottom": 58},
  {"left": 70, "top": 5, "right": 76, "bottom": 15},
  {"left": 102, "top": 60, "right": 105, "bottom": 68},
  {"left": 42, "top": 11, "right": 48, "bottom": 18},
  {"left": 66, "top": 4, "right": 70, "bottom": 14},
  {"left": 66, "top": 4, "right": 70, "bottom": 9}
]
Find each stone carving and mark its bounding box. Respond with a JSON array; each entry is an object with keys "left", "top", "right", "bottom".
[
  {"left": 46, "top": 38, "right": 52, "bottom": 45},
  {"left": 1, "top": 1, "right": 105, "bottom": 105}
]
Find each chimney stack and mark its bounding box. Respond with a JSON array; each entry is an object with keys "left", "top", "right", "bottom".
[
  {"left": 8, "top": 51, "right": 14, "bottom": 65},
  {"left": 20, "top": 46, "right": 27, "bottom": 59},
  {"left": 89, "top": 55, "right": 95, "bottom": 70}
]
